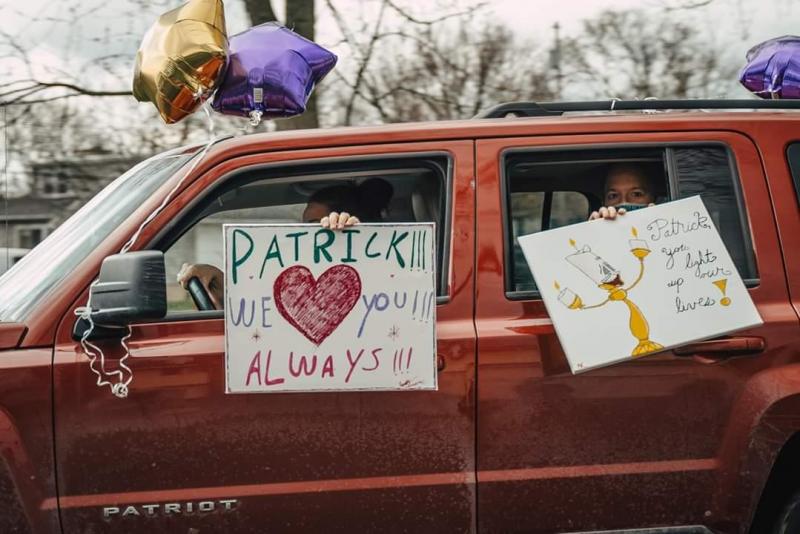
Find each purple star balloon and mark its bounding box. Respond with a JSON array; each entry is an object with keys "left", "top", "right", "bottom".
[
  {"left": 211, "top": 22, "right": 337, "bottom": 122},
  {"left": 739, "top": 35, "right": 800, "bottom": 99}
]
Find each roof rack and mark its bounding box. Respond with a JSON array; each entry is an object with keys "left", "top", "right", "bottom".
[{"left": 475, "top": 99, "right": 800, "bottom": 119}]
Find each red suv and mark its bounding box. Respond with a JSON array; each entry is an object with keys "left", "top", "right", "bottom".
[{"left": 1, "top": 99, "right": 799, "bottom": 533}]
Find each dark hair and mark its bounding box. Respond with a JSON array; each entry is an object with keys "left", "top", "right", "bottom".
[{"left": 308, "top": 178, "right": 393, "bottom": 222}]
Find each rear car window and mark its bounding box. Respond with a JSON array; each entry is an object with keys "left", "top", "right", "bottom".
[{"left": 504, "top": 144, "right": 757, "bottom": 297}]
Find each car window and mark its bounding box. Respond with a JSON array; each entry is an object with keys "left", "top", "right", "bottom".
[
  {"left": 0, "top": 149, "right": 196, "bottom": 322},
  {"left": 165, "top": 204, "right": 307, "bottom": 311},
  {"left": 670, "top": 146, "right": 757, "bottom": 282},
  {"left": 510, "top": 191, "right": 589, "bottom": 293},
  {"left": 504, "top": 144, "right": 757, "bottom": 297},
  {"left": 161, "top": 157, "right": 450, "bottom": 313}
]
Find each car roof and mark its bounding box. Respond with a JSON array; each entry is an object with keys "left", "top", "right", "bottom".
[{"left": 204, "top": 110, "right": 800, "bottom": 158}]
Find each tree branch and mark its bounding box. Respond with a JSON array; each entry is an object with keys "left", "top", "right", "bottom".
[
  {"left": 661, "top": 0, "right": 715, "bottom": 11},
  {"left": 242, "top": 0, "right": 278, "bottom": 25},
  {"left": 0, "top": 80, "right": 131, "bottom": 106},
  {"left": 385, "top": 0, "right": 487, "bottom": 26},
  {"left": 343, "top": 0, "right": 388, "bottom": 125}
]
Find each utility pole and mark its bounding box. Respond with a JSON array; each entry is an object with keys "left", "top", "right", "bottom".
[{"left": 549, "top": 22, "right": 563, "bottom": 98}]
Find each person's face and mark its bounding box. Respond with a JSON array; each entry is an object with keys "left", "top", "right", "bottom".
[
  {"left": 302, "top": 201, "right": 330, "bottom": 223},
  {"left": 604, "top": 171, "right": 655, "bottom": 206}
]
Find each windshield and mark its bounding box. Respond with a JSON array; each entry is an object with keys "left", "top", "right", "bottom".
[{"left": 0, "top": 149, "right": 195, "bottom": 322}]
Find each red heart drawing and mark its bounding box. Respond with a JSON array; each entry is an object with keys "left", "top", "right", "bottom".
[{"left": 273, "top": 265, "right": 362, "bottom": 345}]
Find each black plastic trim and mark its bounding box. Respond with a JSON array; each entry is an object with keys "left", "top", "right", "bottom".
[
  {"left": 476, "top": 99, "right": 800, "bottom": 118},
  {"left": 787, "top": 141, "right": 800, "bottom": 206},
  {"left": 562, "top": 527, "right": 713, "bottom": 534},
  {"left": 71, "top": 318, "right": 128, "bottom": 341}
]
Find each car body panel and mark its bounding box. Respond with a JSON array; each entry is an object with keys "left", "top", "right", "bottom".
[
  {"left": 50, "top": 140, "right": 477, "bottom": 533},
  {"left": 474, "top": 130, "right": 799, "bottom": 533},
  {"left": 0, "top": 322, "right": 27, "bottom": 349},
  {"left": 0, "top": 112, "right": 798, "bottom": 532},
  {"left": 0, "top": 347, "right": 59, "bottom": 533}
]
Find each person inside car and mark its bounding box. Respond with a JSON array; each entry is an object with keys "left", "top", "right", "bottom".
[
  {"left": 176, "top": 178, "right": 393, "bottom": 309},
  {"left": 589, "top": 163, "right": 657, "bottom": 221}
]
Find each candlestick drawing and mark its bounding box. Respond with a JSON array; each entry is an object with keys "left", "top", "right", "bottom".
[{"left": 555, "top": 227, "right": 664, "bottom": 358}]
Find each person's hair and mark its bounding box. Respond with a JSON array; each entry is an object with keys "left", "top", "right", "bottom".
[
  {"left": 604, "top": 163, "right": 654, "bottom": 195},
  {"left": 308, "top": 177, "right": 393, "bottom": 222}
]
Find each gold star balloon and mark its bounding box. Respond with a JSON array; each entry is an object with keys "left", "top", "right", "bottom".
[{"left": 132, "top": 0, "right": 228, "bottom": 124}]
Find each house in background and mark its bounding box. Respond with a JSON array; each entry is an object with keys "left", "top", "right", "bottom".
[
  {"left": 0, "top": 248, "right": 29, "bottom": 276},
  {"left": 0, "top": 148, "right": 144, "bottom": 251}
]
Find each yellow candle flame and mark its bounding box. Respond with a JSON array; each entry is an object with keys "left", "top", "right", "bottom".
[
  {"left": 631, "top": 227, "right": 638, "bottom": 238},
  {"left": 554, "top": 281, "right": 560, "bottom": 290},
  {"left": 569, "top": 238, "right": 576, "bottom": 248}
]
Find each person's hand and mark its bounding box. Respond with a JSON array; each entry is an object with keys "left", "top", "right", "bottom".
[
  {"left": 321, "top": 211, "right": 360, "bottom": 230},
  {"left": 589, "top": 203, "right": 656, "bottom": 220},
  {"left": 177, "top": 263, "right": 224, "bottom": 309},
  {"left": 589, "top": 206, "right": 626, "bottom": 221}
]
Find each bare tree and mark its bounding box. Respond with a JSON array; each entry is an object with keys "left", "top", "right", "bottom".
[
  {"left": 0, "top": 3, "right": 136, "bottom": 108},
  {"left": 245, "top": 0, "right": 505, "bottom": 126},
  {"left": 326, "top": 8, "right": 554, "bottom": 124},
  {"left": 242, "top": 0, "right": 278, "bottom": 24},
  {"left": 560, "top": 8, "right": 738, "bottom": 99},
  {"left": 1, "top": 0, "right": 317, "bottom": 118},
  {"left": 0, "top": 1, "right": 746, "bottom": 126}
]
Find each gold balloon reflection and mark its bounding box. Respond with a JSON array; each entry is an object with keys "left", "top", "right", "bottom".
[{"left": 132, "top": 0, "right": 228, "bottom": 124}]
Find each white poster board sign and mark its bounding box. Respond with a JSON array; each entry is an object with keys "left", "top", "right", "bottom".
[
  {"left": 518, "top": 196, "right": 762, "bottom": 373},
  {"left": 224, "top": 223, "right": 437, "bottom": 393}
]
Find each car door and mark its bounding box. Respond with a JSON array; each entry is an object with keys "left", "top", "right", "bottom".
[
  {"left": 51, "top": 140, "right": 476, "bottom": 533},
  {"left": 475, "top": 131, "right": 798, "bottom": 533}
]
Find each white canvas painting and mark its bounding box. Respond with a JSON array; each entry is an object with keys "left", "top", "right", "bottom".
[
  {"left": 224, "top": 223, "right": 437, "bottom": 393},
  {"left": 517, "top": 196, "right": 763, "bottom": 374}
]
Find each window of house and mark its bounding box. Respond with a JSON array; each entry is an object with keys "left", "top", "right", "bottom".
[
  {"left": 39, "top": 173, "right": 71, "bottom": 197},
  {"left": 17, "top": 227, "right": 46, "bottom": 249},
  {"left": 159, "top": 156, "right": 450, "bottom": 313},
  {"left": 504, "top": 144, "right": 757, "bottom": 297}
]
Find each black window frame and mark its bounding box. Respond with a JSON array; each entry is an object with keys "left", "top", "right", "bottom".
[
  {"left": 148, "top": 151, "right": 454, "bottom": 321},
  {"left": 501, "top": 141, "right": 758, "bottom": 301},
  {"left": 787, "top": 141, "right": 800, "bottom": 206}
]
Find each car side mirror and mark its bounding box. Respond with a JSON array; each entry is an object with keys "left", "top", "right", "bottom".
[{"left": 88, "top": 250, "right": 167, "bottom": 327}]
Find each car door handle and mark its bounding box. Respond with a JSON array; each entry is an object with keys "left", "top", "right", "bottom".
[{"left": 673, "top": 336, "right": 765, "bottom": 357}]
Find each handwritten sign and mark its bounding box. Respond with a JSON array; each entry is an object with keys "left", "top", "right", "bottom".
[
  {"left": 517, "top": 196, "right": 762, "bottom": 373},
  {"left": 224, "top": 223, "right": 438, "bottom": 393}
]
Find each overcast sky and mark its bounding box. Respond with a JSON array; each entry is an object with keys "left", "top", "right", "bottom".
[
  {"left": 0, "top": 0, "right": 798, "bottom": 167},
  {"left": 0, "top": 0, "right": 797, "bottom": 196},
  {"left": 1, "top": 0, "right": 798, "bottom": 86}
]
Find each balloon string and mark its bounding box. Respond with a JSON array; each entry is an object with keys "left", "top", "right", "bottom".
[
  {"left": 121, "top": 96, "right": 220, "bottom": 255},
  {"left": 74, "top": 282, "right": 132, "bottom": 399},
  {"left": 82, "top": 131, "right": 224, "bottom": 398},
  {"left": 202, "top": 100, "right": 216, "bottom": 140},
  {"left": 3, "top": 106, "right": 8, "bottom": 272},
  {"left": 78, "top": 92, "right": 251, "bottom": 398},
  {"left": 249, "top": 110, "right": 263, "bottom": 127},
  {"left": 121, "top": 134, "right": 220, "bottom": 254}
]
